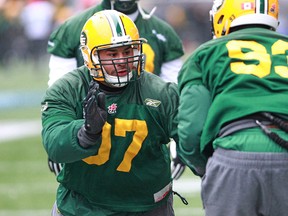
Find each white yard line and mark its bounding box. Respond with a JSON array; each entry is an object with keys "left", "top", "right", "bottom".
[
  {"left": 0, "top": 210, "right": 51, "bottom": 216},
  {"left": 173, "top": 178, "right": 201, "bottom": 193},
  {"left": 0, "top": 120, "right": 41, "bottom": 143}
]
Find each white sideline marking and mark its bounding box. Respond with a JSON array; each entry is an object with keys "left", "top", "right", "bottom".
[
  {"left": 0, "top": 210, "right": 51, "bottom": 216},
  {"left": 176, "top": 207, "right": 204, "bottom": 216},
  {"left": 173, "top": 178, "right": 201, "bottom": 193},
  {"left": 0, "top": 120, "right": 41, "bottom": 143}
]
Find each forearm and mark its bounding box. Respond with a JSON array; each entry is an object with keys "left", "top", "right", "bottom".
[
  {"left": 42, "top": 119, "right": 100, "bottom": 163},
  {"left": 159, "top": 58, "right": 183, "bottom": 83}
]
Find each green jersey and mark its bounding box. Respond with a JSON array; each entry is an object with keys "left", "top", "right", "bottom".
[
  {"left": 41, "top": 66, "right": 179, "bottom": 212},
  {"left": 178, "top": 28, "right": 288, "bottom": 175},
  {"left": 47, "top": 2, "right": 184, "bottom": 76}
]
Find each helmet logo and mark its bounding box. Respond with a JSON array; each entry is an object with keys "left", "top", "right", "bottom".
[
  {"left": 270, "top": 3, "right": 276, "bottom": 13},
  {"left": 241, "top": 2, "right": 254, "bottom": 10},
  {"left": 80, "top": 31, "right": 87, "bottom": 46}
]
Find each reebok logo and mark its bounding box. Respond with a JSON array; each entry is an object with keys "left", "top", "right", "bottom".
[{"left": 144, "top": 98, "right": 161, "bottom": 107}]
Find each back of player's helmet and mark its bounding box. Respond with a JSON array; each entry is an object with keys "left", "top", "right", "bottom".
[
  {"left": 210, "top": 0, "right": 279, "bottom": 38},
  {"left": 80, "top": 10, "right": 146, "bottom": 88}
]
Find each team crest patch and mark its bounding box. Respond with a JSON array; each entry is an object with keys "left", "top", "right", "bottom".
[
  {"left": 108, "top": 103, "right": 118, "bottom": 114},
  {"left": 144, "top": 98, "right": 161, "bottom": 107}
]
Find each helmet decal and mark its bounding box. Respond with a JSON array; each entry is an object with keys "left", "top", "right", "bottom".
[
  {"left": 241, "top": 2, "right": 254, "bottom": 10},
  {"left": 104, "top": 12, "right": 126, "bottom": 38},
  {"left": 269, "top": 2, "right": 277, "bottom": 14},
  {"left": 80, "top": 31, "right": 87, "bottom": 46}
]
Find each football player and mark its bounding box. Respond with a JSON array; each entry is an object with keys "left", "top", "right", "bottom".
[
  {"left": 47, "top": 0, "right": 185, "bottom": 179},
  {"left": 42, "top": 10, "right": 182, "bottom": 216},
  {"left": 177, "top": 0, "right": 288, "bottom": 215}
]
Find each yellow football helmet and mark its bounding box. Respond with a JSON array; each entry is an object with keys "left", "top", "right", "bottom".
[
  {"left": 210, "top": 0, "right": 279, "bottom": 38},
  {"left": 80, "top": 10, "right": 146, "bottom": 87}
]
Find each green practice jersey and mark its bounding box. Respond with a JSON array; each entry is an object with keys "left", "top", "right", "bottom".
[
  {"left": 47, "top": 3, "right": 184, "bottom": 76},
  {"left": 41, "top": 67, "right": 179, "bottom": 212},
  {"left": 178, "top": 28, "right": 288, "bottom": 175}
]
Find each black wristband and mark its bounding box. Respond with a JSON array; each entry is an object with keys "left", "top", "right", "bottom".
[{"left": 77, "top": 126, "right": 101, "bottom": 148}]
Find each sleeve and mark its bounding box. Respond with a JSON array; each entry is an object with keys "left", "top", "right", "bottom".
[
  {"left": 159, "top": 58, "right": 183, "bottom": 83},
  {"left": 166, "top": 83, "right": 180, "bottom": 144},
  {"left": 41, "top": 77, "right": 100, "bottom": 163},
  {"left": 154, "top": 18, "right": 184, "bottom": 83},
  {"left": 48, "top": 55, "right": 77, "bottom": 87},
  {"left": 160, "top": 19, "right": 184, "bottom": 63},
  {"left": 178, "top": 84, "right": 210, "bottom": 176},
  {"left": 177, "top": 57, "right": 211, "bottom": 176},
  {"left": 47, "top": 6, "right": 100, "bottom": 58},
  {"left": 47, "top": 20, "right": 79, "bottom": 58}
]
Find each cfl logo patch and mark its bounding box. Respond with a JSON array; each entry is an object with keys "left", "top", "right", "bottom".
[{"left": 108, "top": 103, "right": 118, "bottom": 114}]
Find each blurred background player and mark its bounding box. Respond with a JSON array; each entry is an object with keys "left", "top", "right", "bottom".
[
  {"left": 47, "top": 0, "right": 185, "bottom": 179},
  {"left": 177, "top": 0, "right": 288, "bottom": 215}
]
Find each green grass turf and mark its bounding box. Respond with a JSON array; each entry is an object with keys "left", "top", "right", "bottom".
[
  {"left": 0, "top": 136, "right": 57, "bottom": 211},
  {"left": 0, "top": 135, "right": 203, "bottom": 215}
]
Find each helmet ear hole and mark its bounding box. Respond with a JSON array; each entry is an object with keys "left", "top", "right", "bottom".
[
  {"left": 92, "top": 52, "right": 98, "bottom": 65},
  {"left": 217, "top": 15, "right": 224, "bottom": 24}
]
